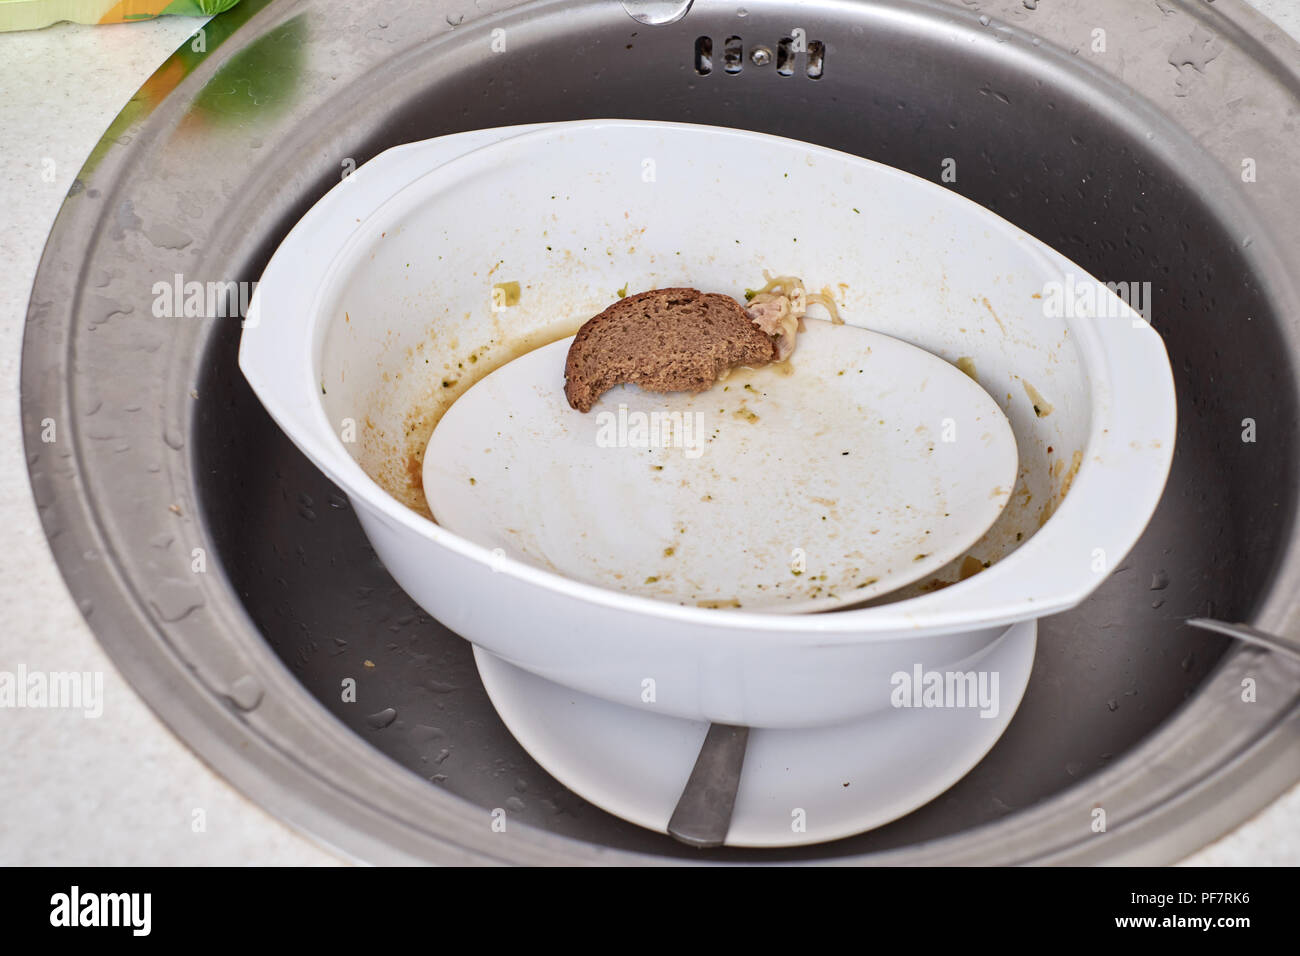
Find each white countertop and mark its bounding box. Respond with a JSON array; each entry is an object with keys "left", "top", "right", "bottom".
[{"left": 0, "top": 6, "right": 1296, "bottom": 866}]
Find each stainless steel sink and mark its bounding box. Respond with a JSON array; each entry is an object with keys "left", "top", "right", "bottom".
[{"left": 20, "top": 0, "right": 1300, "bottom": 863}]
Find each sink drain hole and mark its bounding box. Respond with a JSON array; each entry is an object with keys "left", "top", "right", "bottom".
[
  {"left": 724, "top": 35, "right": 744, "bottom": 74},
  {"left": 694, "top": 35, "right": 712, "bottom": 75},
  {"left": 776, "top": 36, "right": 794, "bottom": 75},
  {"left": 697, "top": 34, "right": 825, "bottom": 78},
  {"left": 807, "top": 39, "right": 825, "bottom": 79}
]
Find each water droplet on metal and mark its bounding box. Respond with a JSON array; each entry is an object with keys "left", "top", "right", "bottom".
[
  {"left": 149, "top": 579, "right": 205, "bottom": 622},
  {"left": 1167, "top": 25, "right": 1223, "bottom": 97},
  {"left": 143, "top": 221, "right": 193, "bottom": 250},
  {"left": 411, "top": 723, "right": 445, "bottom": 745},
  {"left": 227, "top": 675, "right": 264, "bottom": 711}
]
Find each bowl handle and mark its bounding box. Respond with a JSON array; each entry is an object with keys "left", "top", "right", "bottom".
[{"left": 844, "top": 295, "right": 1178, "bottom": 632}]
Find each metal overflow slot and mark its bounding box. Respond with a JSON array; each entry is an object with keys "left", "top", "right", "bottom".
[{"left": 694, "top": 34, "right": 825, "bottom": 78}]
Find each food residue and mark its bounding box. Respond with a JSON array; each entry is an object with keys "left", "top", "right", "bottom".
[
  {"left": 959, "top": 555, "right": 985, "bottom": 580},
  {"left": 1022, "top": 380, "right": 1054, "bottom": 417},
  {"left": 491, "top": 281, "right": 521, "bottom": 307}
]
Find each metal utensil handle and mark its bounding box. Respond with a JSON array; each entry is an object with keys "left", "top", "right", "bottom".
[
  {"left": 1187, "top": 618, "right": 1300, "bottom": 664},
  {"left": 667, "top": 723, "right": 750, "bottom": 848}
]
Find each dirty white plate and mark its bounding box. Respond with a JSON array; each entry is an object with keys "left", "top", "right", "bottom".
[
  {"left": 473, "top": 618, "right": 1036, "bottom": 847},
  {"left": 425, "top": 319, "right": 1018, "bottom": 613}
]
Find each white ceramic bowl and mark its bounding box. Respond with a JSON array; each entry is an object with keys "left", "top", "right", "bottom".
[{"left": 240, "top": 120, "right": 1175, "bottom": 729}]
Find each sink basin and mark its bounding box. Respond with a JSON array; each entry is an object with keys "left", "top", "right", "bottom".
[{"left": 20, "top": 0, "right": 1300, "bottom": 863}]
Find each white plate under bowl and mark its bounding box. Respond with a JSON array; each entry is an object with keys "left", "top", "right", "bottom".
[{"left": 473, "top": 619, "right": 1036, "bottom": 848}]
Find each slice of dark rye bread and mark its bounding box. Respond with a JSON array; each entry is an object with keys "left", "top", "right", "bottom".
[{"left": 563, "top": 287, "right": 776, "bottom": 412}]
